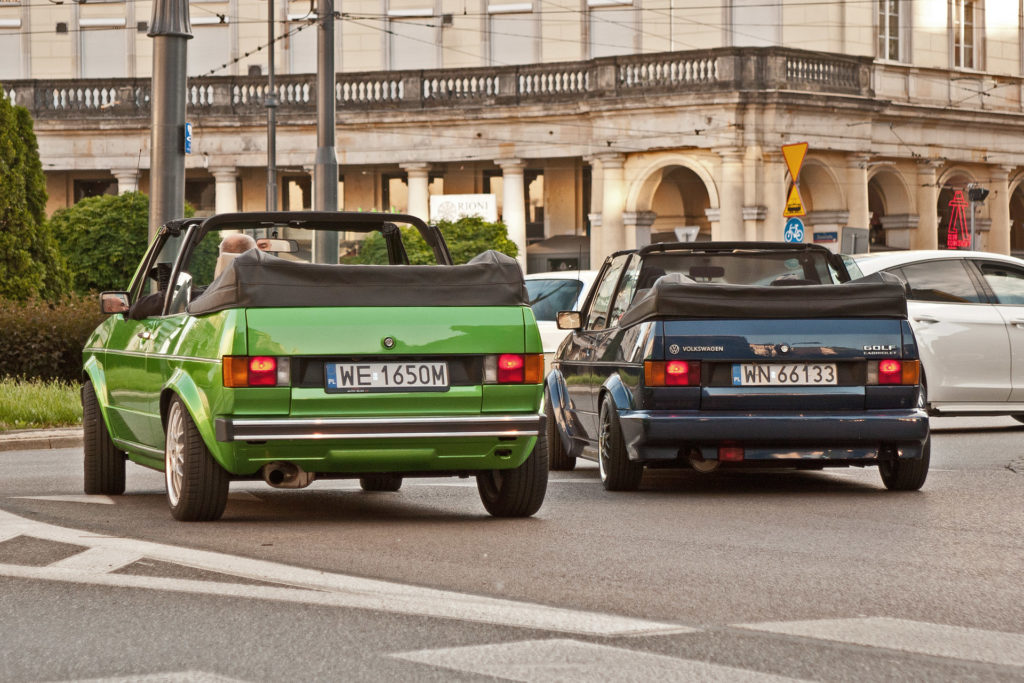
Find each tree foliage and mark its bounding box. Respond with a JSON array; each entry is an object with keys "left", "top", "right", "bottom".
[
  {"left": 352, "top": 216, "right": 519, "bottom": 265},
  {"left": 49, "top": 192, "right": 207, "bottom": 293},
  {"left": 0, "top": 92, "right": 69, "bottom": 301}
]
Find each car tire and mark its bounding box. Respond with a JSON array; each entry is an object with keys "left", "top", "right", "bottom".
[
  {"left": 82, "top": 381, "right": 126, "bottom": 496},
  {"left": 598, "top": 399, "right": 643, "bottom": 492},
  {"left": 164, "top": 397, "right": 229, "bottom": 522},
  {"left": 546, "top": 393, "right": 576, "bottom": 472},
  {"left": 359, "top": 474, "right": 403, "bottom": 492},
  {"left": 879, "top": 437, "right": 930, "bottom": 491},
  {"left": 476, "top": 435, "right": 548, "bottom": 517}
]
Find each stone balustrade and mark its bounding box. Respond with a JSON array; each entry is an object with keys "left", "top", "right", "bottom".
[{"left": 3, "top": 47, "right": 875, "bottom": 120}]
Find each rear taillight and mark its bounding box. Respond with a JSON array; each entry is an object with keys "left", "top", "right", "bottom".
[
  {"left": 644, "top": 360, "right": 701, "bottom": 386},
  {"left": 867, "top": 359, "right": 919, "bottom": 385},
  {"left": 223, "top": 356, "right": 290, "bottom": 387},
  {"left": 483, "top": 354, "right": 544, "bottom": 384}
]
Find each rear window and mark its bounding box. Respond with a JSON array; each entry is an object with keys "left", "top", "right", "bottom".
[
  {"left": 526, "top": 279, "right": 584, "bottom": 321},
  {"left": 638, "top": 250, "right": 835, "bottom": 287}
]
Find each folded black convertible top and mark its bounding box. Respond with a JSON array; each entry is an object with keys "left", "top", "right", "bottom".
[
  {"left": 617, "top": 271, "right": 907, "bottom": 327},
  {"left": 187, "top": 249, "right": 526, "bottom": 315}
]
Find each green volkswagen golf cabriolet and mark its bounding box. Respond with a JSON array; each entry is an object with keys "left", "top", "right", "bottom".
[{"left": 82, "top": 211, "right": 547, "bottom": 521}]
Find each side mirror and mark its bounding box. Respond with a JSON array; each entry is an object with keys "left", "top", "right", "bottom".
[
  {"left": 100, "top": 291, "right": 130, "bottom": 315},
  {"left": 556, "top": 311, "right": 582, "bottom": 330},
  {"left": 256, "top": 238, "right": 299, "bottom": 253}
]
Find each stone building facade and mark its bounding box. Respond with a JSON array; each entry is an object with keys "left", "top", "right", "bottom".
[{"left": 3, "top": 0, "right": 1024, "bottom": 269}]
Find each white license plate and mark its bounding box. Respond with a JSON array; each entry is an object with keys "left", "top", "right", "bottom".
[
  {"left": 732, "top": 363, "right": 837, "bottom": 386},
  {"left": 326, "top": 362, "right": 449, "bottom": 393}
]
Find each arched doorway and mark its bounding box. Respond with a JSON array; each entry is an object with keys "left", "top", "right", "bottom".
[
  {"left": 1011, "top": 183, "right": 1024, "bottom": 255},
  {"left": 649, "top": 167, "right": 711, "bottom": 241},
  {"left": 867, "top": 166, "right": 915, "bottom": 250}
]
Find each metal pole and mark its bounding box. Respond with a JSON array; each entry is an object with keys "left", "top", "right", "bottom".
[
  {"left": 313, "top": 0, "right": 338, "bottom": 263},
  {"left": 266, "top": 0, "right": 278, "bottom": 212},
  {"left": 147, "top": 0, "right": 192, "bottom": 243},
  {"left": 969, "top": 199, "right": 976, "bottom": 250}
]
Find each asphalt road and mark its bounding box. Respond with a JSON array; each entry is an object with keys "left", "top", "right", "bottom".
[{"left": 1, "top": 417, "right": 1022, "bottom": 682}]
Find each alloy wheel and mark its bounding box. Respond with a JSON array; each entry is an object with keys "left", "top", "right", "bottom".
[{"left": 165, "top": 402, "right": 186, "bottom": 507}]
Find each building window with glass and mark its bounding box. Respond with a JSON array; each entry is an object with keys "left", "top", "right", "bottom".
[
  {"left": 730, "top": 0, "right": 780, "bottom": 47},
  {"left": 488, "top": 4, "right": 537, "bottom": 66},
  {"left": 0, "top": 22, "right": 21, "bottom": 80},
  {"left": 188, "top": 19, "right": 231, "bottom": 77},
  {"left": 952, "top": 0, "right": 980, "bottom": 69},
  {"left": 877, "top": 0, "right": 903, "bottom": 61},
  {"left": 80, "top": 19, "right": 127, "bottom": 78}
]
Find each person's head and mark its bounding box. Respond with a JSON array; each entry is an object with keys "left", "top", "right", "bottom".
[{"left": 220, "top": 232, "right": 257, "bottom": 255}]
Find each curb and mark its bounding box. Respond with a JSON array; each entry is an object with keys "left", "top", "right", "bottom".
[{"left": 0, "top": 428, "right": 83, "bottom": 452}]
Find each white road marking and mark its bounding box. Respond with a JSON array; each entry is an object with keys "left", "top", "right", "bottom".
[
  {"left": 13, "top": 494, "right": 115, "bottom": 505},
  {"left": 735, "top": 617, "right": 1024, "bottom": 668},
  {"left": 0, "top": 508, "right": 687, "bottom": 637},
  {"left": 48, "top": 546, "right": 142, "bottom": 574},
  {"left": 393, "top": 639, "right": 810, "bottom": 682},
  {"left": 55, "top": 672, "right": 249, "bottom": 683}
]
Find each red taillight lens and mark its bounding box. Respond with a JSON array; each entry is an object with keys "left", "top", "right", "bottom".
[
  {"left": 719, "top": 446, "right": 744, "bottom": 462},
  {"left": 497, "top": 353, "right": 525, "bottom": 383},
  {"left": 868, "top": 359, "right": 919, "bottom": 385},
  {"left": 223, "top": 356, "right": 289, "bottom": 387},
  {"left": 644, "top": 360, "right": 700, "bottom": 386},
  {"left": 665, "top": 360, "right": 691, "bottom": 386},
  {"left": 248, "top": 356, "right": 277, "bottom": 386}
]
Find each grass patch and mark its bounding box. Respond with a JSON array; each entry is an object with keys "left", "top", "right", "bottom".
[{"left": 0, "top": 378, "right": 82, "bottom": 431}]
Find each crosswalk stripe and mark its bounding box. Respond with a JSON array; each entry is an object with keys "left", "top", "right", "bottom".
[
  {"left": 48, "top": 546, "right": 142, "bottom": 573},
  {"left": 734, "top": 617, "right": 1024, "bottom": 668},
  {"left": 392, "top": 639, "right": 811, "bottom": 682},
  {"left": 0, "top": 508, "right": 687, "bottom": 638}
]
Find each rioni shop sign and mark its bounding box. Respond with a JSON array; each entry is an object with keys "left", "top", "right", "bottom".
[{"left": 430, "top": 194, "right": 498, "bottom": 222}]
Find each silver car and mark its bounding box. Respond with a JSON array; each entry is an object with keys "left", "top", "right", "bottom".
[{"left": 852, "top": 250, "right": 1024, "bottom": 420}]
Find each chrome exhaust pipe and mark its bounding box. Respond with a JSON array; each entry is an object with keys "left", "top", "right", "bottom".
[
  {"left": 261, "top": 462, "right": 316, "bottom": 489},
  {"left": 687, "top": 448, "right": 719, "bottom": 473}
]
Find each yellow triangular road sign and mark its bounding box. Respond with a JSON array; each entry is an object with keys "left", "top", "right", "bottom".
[
  {"left": 783, "top": 185, "right": 805, "bottom": 217},
  {"left": 782, "top": 142, "right": 808, "bottom": 182}
]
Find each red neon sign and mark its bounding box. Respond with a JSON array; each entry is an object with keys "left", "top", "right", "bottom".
[{"left": 947, "top": 190, "right": 970, "bottom": 249}]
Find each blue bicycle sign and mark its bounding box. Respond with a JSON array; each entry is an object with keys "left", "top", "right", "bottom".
[{"left": 784, "top": 217, "right": 805, "bottom": 243}]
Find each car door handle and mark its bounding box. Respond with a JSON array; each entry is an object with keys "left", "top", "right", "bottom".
[
  {"left": 912, "top": 315, "right": 939, "bottom": 324},
  {"left": 1011, "top": 319, "right": 1024, "bottom": 328},
  {"left": 137, "top": 331, "right": 152, "bottom": 340}
]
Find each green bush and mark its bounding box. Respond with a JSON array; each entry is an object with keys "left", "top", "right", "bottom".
[
  {"left": 0, "top": 295, "right": 106, "bottom": 382},
  {"left": 351, "top": 216, "right": 519, "bottom": 265}
]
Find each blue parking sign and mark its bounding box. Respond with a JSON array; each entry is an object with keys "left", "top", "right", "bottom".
[
  {"left": 784, "top": 217, "right": 804, "bottom": 243},
  {"left": 184, "top": 122, "right": 193, "bottom": 155}
]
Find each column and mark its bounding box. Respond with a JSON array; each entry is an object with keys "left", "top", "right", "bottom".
[
  {"left": 496, "top": 159, "right": 527, "bottom": 271},
  {"left": 846, "top": 154, "right": 871, "bottom": 230},
  {"left": 585, "top": 156, "right": 603, "bottom": 267},
  {"left": 716, "top": 148, "right": 744, "bottom": 241},
  {"left": 914, "top": 160, "right": 942, "bottom": 250},
  {"left": 111, "top": 169, "right": 139, "bottom": 194},
  {"left": 622, "top": 211, "right": 656, "bottom": 250},
  {"left": 761, "top": 151, "right": 787, "bottom": 241},
  {"left": 401, "top": 162, "right": 431, "bottom": 221},
  {"left": 210, "top": 167, "right": 238, "bottom": 214},
  {"left": 596, "top": 152, "right": 626, "bottom": 258},
  {"left": 988, "top": 166, "right": 1012, "bottom": 255}
]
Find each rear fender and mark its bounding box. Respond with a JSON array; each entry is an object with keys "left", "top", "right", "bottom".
[
  {"left": 544, "top": 369, "right": 581, "bottom": 457},
  {"left": 600, "top": 373, "right": 635, "bottom": 413},
  {"left": 160, "top": 370, "right": 234, "bottom": 472}
]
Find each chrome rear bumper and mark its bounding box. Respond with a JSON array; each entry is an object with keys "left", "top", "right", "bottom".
[{"left": 215, "top": 414, "right": 543, "bottom": 442}]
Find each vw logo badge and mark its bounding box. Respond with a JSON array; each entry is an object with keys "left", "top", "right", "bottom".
[
  {"left": 669, "top": 344, "right": 680, "bottom": 354},
  {"left": 383, "top": 336, "right": 396, "bottom": 349}
]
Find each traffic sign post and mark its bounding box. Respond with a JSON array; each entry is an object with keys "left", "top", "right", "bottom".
[{"left": 781, "top": 142, "right": 808, "bottom": 236}]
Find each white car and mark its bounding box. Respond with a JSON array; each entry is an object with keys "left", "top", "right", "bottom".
[
  {"left": 524, "top": 270, "right": 597, "bottom": 356},
  {"left": 852, "top": 250, "right": 1024, "bottom": 419}
]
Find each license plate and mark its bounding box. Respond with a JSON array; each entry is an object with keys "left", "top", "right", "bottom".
[
  {"left": 732, "top": 363, "right": 837, "bottom": 386},
  {"left": 326, "top": 361, "right": 449, "bottom": 393}
]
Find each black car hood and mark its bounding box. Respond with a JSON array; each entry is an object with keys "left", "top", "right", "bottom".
[
  {"left": 188, "top": 249, "right": 527, "bottom": 314},
  {"left": 617, "top": 271, "right": 907, "bottom": 326}
]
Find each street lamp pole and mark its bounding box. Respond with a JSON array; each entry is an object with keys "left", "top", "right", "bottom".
[
  {"left": 312, "top": 0, "right": 339, "bottom": 263},
  {"left": 266, "top": 0, "right": 278, "bottom": 213}
]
